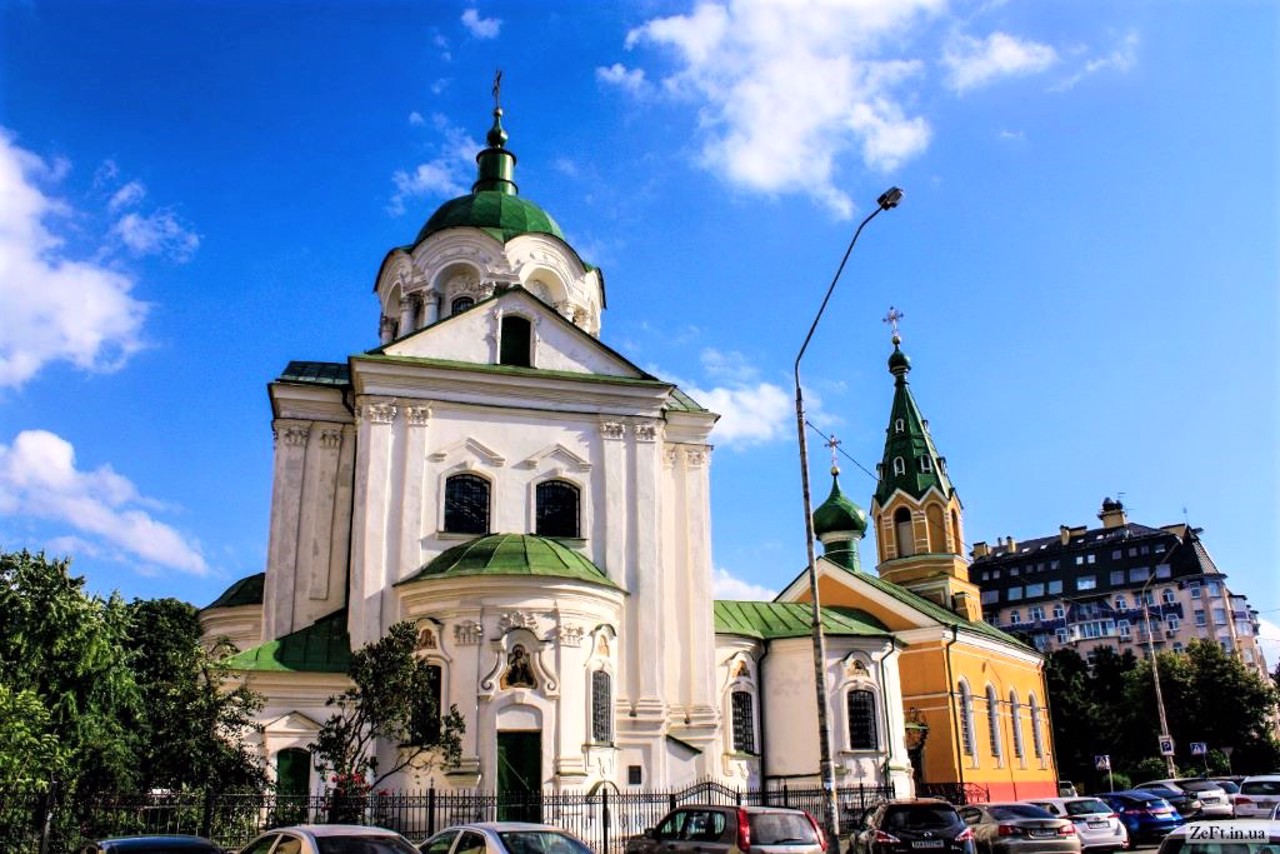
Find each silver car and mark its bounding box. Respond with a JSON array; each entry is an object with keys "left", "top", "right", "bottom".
[
  {"left": 419, "top": 823, "right": 594, "bottom": 854},
  {"left": 238, "top": 824, "right": 418, "bottom": 854},
  {"left": 1027, "top": 798, "right": 1128, "bottom": 853}
]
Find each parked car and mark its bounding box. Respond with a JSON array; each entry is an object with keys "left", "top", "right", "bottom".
[
  {"left": 1139, "top": 780, "right": 1232, "bottom": 819},
  {"left": 1097, "top": 792, "right": 1185, "bottom": 843},
  {"left": 1235, "top": 776, "right": 1280, "bottom": 820},
  {"left": 1155, "top": 819, "right": 1280, "bottom": 853},
  {"left": 847, "top": 799, "right": 974, "bottom": 854},
  {"left": 237, "top": 824, "right": 418, "bottom": 854},
  {"left": 78, "top": 836, "right": 224, "bottom": 854},
  {"left": 1024, "top": 797, "right": 1129, "bottom": 853},
  {"left": 1134, "top": 783, "right": 1205, "bottom": 820},
  {"left": 420, "top": 823, "right": 594, "bottom": 854},
  {"left": 956, "top": 803, "right": 1081, "bottom": 854},
  {"left": 625, "top": 804, "right": 826, "bottom": 854}
]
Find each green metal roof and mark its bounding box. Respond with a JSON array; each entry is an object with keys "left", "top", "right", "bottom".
[
  {"left": 874, "top": 339, "right": 956, "bottom": 505},
  {"left": 222, "top": 609, "right": 352, "bottom": 673},
  {"left": 204, "top": 572, "right": 265, "bottom": 610},
  {"left": 399, "top": 534, "right": 619, "bottom": 589},
  {"left": 813, "top": 473, "right": 868, "bottom": 537},
  {"left": 714, "top": 600, "right": 890, "bottom": 639},
  {"left": 417, "top": 191, "right": 565, "bottom": 245}
]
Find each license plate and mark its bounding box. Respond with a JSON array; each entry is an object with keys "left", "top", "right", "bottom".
[{"left": 911, "top": 841, "right": 944, "bottom": 849}]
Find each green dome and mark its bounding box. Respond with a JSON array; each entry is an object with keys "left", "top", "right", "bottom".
[
  {"left": 399, "top": 533, "right": 617, "bottom": 588},
  {"left": 813, "top": 473, "right": 868, "bottom": 537},
  {"left": 417, "top": 191, "right": 565, "bottom": 245}
]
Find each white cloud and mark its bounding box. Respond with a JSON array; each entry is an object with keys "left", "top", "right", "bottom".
[
  {"left": 1052, "top": 31, "right": 1139, "bottom": 92},
  {"left": 108, "top": 180, "right": 146, "bottom": 212},
  {"left": 461, "top": 9, "right": 501, "bottom": 39},
  {"left": 619, "top": 0, "right": 943, "bottom": 216},
  {"left": 0, "top": 131, "right": 149, "bottom": 389},
  {"left": 943, "top": 31, "right": 1058, "bottom": 94},
  {"left": 111, "top": 210, "right": 200, "bottom": 261},
  {"left": 712, "top": 566, "right": 778, "bottom": 601},
  {"left": 596, "top": 63, "right": 648, "bottom": 94},
  {"left": 0, "top": 430, "right": 209, "bottom": 575},
  {"left": 388, "top": 116, "right": 479, "bottom": 215},
  {"left": 1257, "top": 619, "right": 1280, "bottom": 671}
]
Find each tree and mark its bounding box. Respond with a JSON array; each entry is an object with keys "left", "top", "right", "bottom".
[
  {"left": 0, "top": 550, "right": 142, "bottom": 795},
  {"left": 124, "top": 598, "right": 266, "bottom": 793},
  {"left": 311, "top": 621, "right": 464, "bottom": 799}
]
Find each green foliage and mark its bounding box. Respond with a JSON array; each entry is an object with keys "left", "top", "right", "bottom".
[
  {"left": 311, "top": 621, "right": 464, "bottom": 794},
  {"left": 123, "top": 598, "right": 267, "bottom": 793}
]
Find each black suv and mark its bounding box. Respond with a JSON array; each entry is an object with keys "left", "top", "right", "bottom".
[{"left": 848, "top": 800, "right": 975, "bottom": 854}]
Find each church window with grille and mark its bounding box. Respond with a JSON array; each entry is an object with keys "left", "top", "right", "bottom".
[
  {"left": 536, "top": 480, "right": 580, "bottom": 538},
  {"left": 444, "top": 474, "right": 489, "bottom": 534},
  {"left": 451, "top": 296, "right": 474, "bottom": 314},
  {"left": 591, "top": 670, "right": 612, "bottom": 744},
  {"left": 847, "top": 689, "right": 878, "bottom": 750},
  {"left": 500, "top": 315, "right": 532, "bottom": 367},
  {"left": 731, "top": 690, "right": 755, "bottom": 754}
]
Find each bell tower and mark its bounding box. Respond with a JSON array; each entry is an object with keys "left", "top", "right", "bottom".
[{"left": 869, "top": 309, "right": 981, "bottom": 621}]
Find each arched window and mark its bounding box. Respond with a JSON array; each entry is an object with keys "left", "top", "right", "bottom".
[
  {"left": 986, "top": 685, "right": 1003, "bottom": 761},
  {"left": 731, "top": 690, "right": 755, "bottom": 754},
  {"left": 958, "top": 681, "right": 975, "bottom": 757},
  {"left": 444, "top": 474, "right": 489, "bottom": 534},
  {"left": 1009, "top": 690, "right": 1024, "bottom": 760},
  {"left": 591, "top": 670, "right": 612, "bottom": 744},
  {"left": 536, "top": 480, "right": 580, "bottom": 538},
  {"left": 894, "top": 507, "right": 914, "bottom": 558},
  {"left": 892, "top": 456, "right": 906, "bottom": 476},
  {"left": 847, "top": 689, "right": 878, "bottom": 750},
  {"left": 1030, "top": 695, "right": 1045, "bottom": 760},
  {"left": 451, "top": 296, "right": 475, "bottom": 314},
  {"left": 409, "top": 663, "right": 444, "bottom": 745},
  {"left": 500, "top": 315, "right": 532, "bottom": 367}
]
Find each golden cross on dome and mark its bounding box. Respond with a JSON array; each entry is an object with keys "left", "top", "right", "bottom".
[
  {"left": 825, "top": 433, "right": 842, "bottom": 472},
  {"left": 882, "top": 305, "right": 904, "bottom": 338},
  {"left": 492, "top": 69, "right": 503, "bottom": 108}
]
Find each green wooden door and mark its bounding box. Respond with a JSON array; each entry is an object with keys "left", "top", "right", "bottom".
[{"left": 497, "top": 730, "right": 541, "bottom": 822}]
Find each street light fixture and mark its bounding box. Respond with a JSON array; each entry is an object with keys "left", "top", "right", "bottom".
[
  {"left": 794, "top": 187, "right": 903, "bottom": 845},
  {"left": 1139, "top": 572, "right": 1177, "bottom": 777}
]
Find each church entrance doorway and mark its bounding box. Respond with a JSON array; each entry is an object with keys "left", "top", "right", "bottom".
[{"left": 497, "top": 730, "right": 542, "bottom": 822}]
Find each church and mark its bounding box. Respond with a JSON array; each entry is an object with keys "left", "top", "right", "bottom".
[{"left": 201, "top": 100, "right": 1056, "bottom": 804}]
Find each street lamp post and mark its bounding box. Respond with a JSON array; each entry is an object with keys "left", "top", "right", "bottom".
[
  {"left": 1139, "top": 573, "right": 1177, "bottom": 777},
  {"left": 795, "top": 187, "right": 903, "bottom": 846}
]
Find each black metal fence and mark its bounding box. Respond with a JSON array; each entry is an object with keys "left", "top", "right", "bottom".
[{"left": 0, "top": 780, "right": 898, "bottom": 854}]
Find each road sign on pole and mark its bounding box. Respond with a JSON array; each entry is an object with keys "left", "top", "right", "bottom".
[{"left": 1159, "top": 735, "right": 1176, "bottom": 756}]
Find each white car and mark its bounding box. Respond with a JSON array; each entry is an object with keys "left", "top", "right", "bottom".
[
  {"left": 1236, "top": 777, "right": 1280, "bottom": 820},
  {"left": 418, "top": 822, "right": 594, "bottom": 854},
  {"left": 1025, "top": 798, "right": 1129, "bottom": 853},
  {"left": 1156, "top": 820, "right": 1280, "bottom": 853},
  {"left": 238, "top": 824, "right": 418, "bottom": 854}
]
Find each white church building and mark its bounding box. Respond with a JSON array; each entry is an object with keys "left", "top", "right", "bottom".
[{"left": 201, "top": 104, "right": 912, "bottom": 801}]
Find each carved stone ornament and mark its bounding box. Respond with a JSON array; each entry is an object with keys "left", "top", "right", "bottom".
[
  {"left": 454, "top": 620, "right": 484, "bottom": 645},
  {"left": 281, "top": 424, "right": 310, "bottom": 447},
  {"left": 600, "top": 421, "right": 625, "bottom": 441},
  {"left": 319, "top": 429, "right": 343, "bottom": 450},
  {"left": 556, "top": 624, "right": 585, "bottom": 647},
  {"left": 364, "top": 402, "right": 397, "bottom": 424},
  {"left": 499, "top": 611, "right": 540, "bottom": 632},
  {"left": 633, "top": 423, "right": 658, "bottom": 443},
  {"left": 405, "top": 405, "right": 431, "bottom": 427}
]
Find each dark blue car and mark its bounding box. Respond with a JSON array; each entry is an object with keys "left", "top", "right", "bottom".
[{"left": 1097, "top": 791, "right": 1184, "bottom": 843}]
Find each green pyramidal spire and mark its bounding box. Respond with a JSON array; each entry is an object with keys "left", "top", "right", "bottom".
[{"left": 874, "top": 334, "right": 956, "bottom": 505}]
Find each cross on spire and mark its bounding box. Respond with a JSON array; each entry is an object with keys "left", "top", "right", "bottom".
[
  {"left": 883, "top": 305, "right": 904, "bottom": 340},
  {"left": 825, "top": 433, "right": 842, "bottom": 474}
]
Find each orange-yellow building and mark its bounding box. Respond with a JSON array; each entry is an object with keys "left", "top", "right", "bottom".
[{"left": 779, "top": 333, "right": 1058, "bottom": 801}]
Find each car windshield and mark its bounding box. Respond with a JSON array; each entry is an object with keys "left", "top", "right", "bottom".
[
  {"left": 883, "top": 806, "right": 960, "bottom": 830},
  {"left": 1065, "top": 800, "right": 1112, "bottom": 816},
  {"left": 497, "top": 830, "right": 593, "bottom": 854},
  {"left": 1242, "top": 782, "right": 1280, "bottom": 796},
  {"left": 317, "top": 837, "right": 419, "bottom": 854},
  {"left": 1178, "top": 781, "right": 1225, "bottom": 793},
  {"left": 989, "top": 806, "right": 1054, "bottom": 820},
  {"left": 748, "top": 813, "right": 818, "bottom": 844}
]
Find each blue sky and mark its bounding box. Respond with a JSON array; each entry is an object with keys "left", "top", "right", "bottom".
[{"left": 1, "top": 1, "right": 1276, "bottom": 656}]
